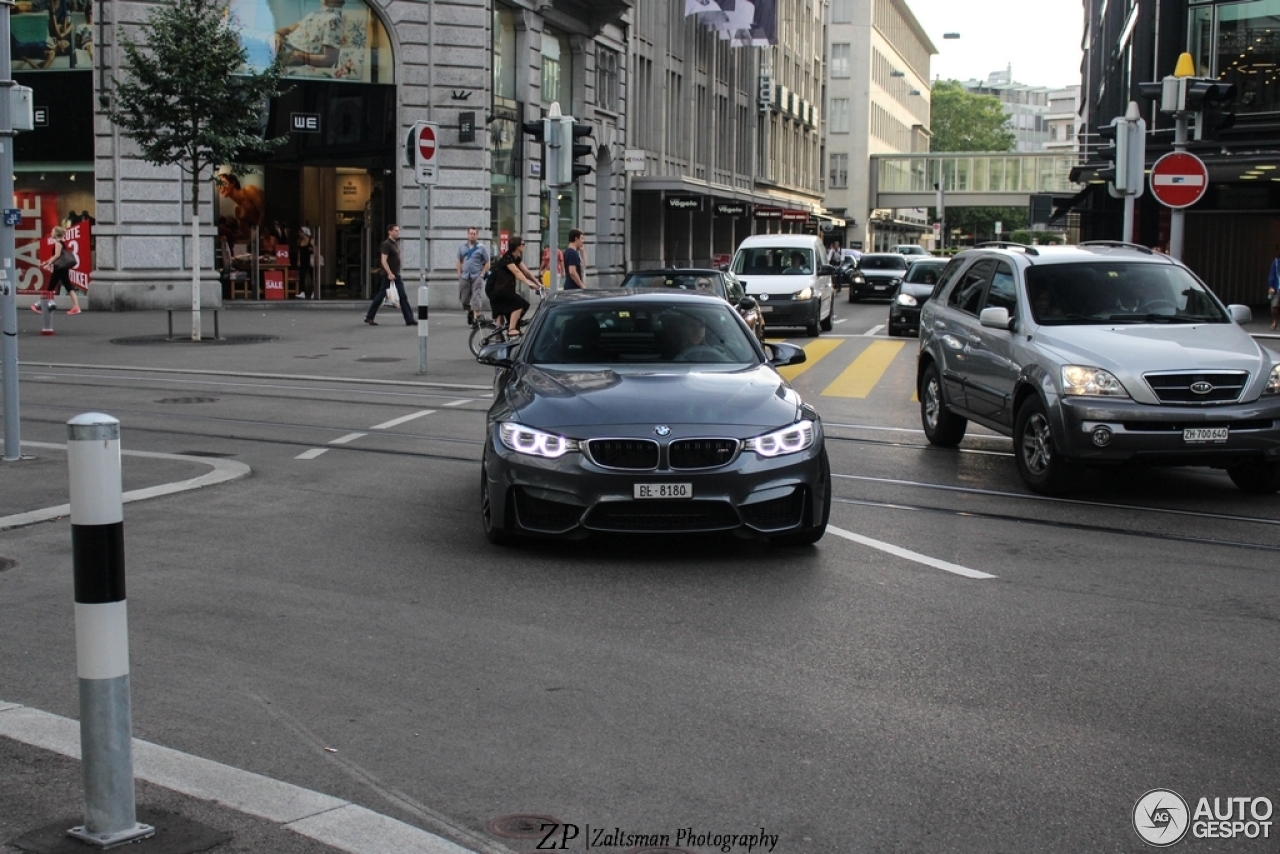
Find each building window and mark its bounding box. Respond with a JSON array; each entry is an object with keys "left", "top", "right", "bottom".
[
  {"left": 542, "top": 28, "right": 573, "bottom": 110},
  {"left": 831, "top": 0, "right": 852, "bottom": 23},
  {"left": 1190, "top": 0, "right": 1280, "bottom": 114},
  {"left": 830, "top": 44, "right": 851, "bottom": 78},
  {"left": 829, "top": 153, "right": 848, "bottom": 188},
  {"left": 829, "top": 98, "right": 849, "bottom": 132},
  {"left": 597, "top": 47, "right": 620, "bottom": 113},
  {"left": 493, "top": 7, "right": 517, "bottom": 102}
]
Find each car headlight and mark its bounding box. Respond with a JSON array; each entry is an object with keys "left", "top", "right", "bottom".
[
  {"left": 895, "top": 293, "right": 918, "bottom": 307},
  {"left": 498, "top": 422, "right": 579, "bottom": 458},
  {"left": 853, "top": 274, "right": 865, "bottom": 283},
  {"left": 1266, "top": 364, "right": 1280, "bottom": 395},
  {"left": 744, "top": 419, "right": 816, "bottom": 458},
  {"left": 792, "top": 286, "right": 814, "bottom": 301},
  {"left": 890, "top": 277, "right": 902, "bottom": 286},
  {"left": 1061, "top": 366, "right": 1130, "bottom": 397}
]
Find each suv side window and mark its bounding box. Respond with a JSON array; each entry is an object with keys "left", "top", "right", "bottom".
[
  {"left": 949, "top": 260, "right": 994, "bottom": 316},
  {"left": 931, "top": 258, "right": 965, "bottom": 300},
  {"left": 984, "top": 262, "right": 1018, "bottom": 312}
]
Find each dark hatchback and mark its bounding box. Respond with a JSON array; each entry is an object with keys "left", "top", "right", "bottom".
[
  {"left": 477, "top": 290, "right": 831, "bottom": 545},
  {"left": 621, "top": 268, "right": 765, "bottom": 342},
  {"left": 847, "top": 253, "right": 909, "bottom": 301},
  {"left": 888, "top": 257, "right": 950, "bottom": 337}
]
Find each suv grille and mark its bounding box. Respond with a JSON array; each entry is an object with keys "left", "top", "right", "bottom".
[
  {"left": 584, "top": 439, "right": 659, "bottom": 470},
  {"left": 1144, "top": 371, "right": 1249, "bottom": 404},
  {"left": 669, "top": 439, "right": 739, "bottom": 469}
]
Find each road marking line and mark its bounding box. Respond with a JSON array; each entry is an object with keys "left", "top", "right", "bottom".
[
  {"left": 828, "top": 525, "right": 996, "bottom": 579},
  {"left": 821, "top": 340, "right": 905, "bottom": 397},
  {"left": 442, "top": 399, "right": 474, "bottom": 407},
  {"left": 329, "top": 433, "right": 367, "bottom": 445},
  {"left": 295, "top": 448, "right": 329, "bottom": 460},
  {"left": 777, "top": 338, "right": 844, "bottom": 382},
  {"left": 865, "top": 324, "right": 885, "bottom": 336},
  {"left": 370, "top": 410, "right": 437, "bottom": 430}
]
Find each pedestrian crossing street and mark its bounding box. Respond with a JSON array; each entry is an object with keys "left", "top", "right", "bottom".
[{"left": 770, "top": 336, "right": 920, "bottom": 401}]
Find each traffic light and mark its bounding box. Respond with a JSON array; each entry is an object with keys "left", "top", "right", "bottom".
[
  {"left": 1184, "top": 78, "right": 1236, "bottom": 138},
  {"left": 1095, "top": 118, "right": 1131, "bottom": 190},
  {"left": 521, "top": 116, "right": 551, "bottom": 180},
  {"left": 569, "top": 122, "right": 593, "bottom": 180}
]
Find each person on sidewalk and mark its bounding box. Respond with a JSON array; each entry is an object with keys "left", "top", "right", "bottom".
[
  {"left": 294, "top": 225, "right": 314, "bottom": 298},
  {"left": 456, "top": 226, "right": 490, "bottom": 325},
  {"left": 563, "top": 229, "right": 586, "bottom": 290},
  {"left": 364, "top": 224, "right": 417, "bottom": 326},
  {"left": 34, "top": 225, "right": 82, "bottom": 315},
  {"left": 1269, "top": 246, "right": 1280, "bottom": 330}
]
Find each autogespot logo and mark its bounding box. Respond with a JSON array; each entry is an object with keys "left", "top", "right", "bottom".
[{"left": 1134, "top": 789, "right": 1190, "bottom": 847}]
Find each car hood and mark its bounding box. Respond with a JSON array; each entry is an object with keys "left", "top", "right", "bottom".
[
  {"left": 900, "top": 282, "right": 934, "bottom": 299},
  {"left": 499, "top": 364, "right": 805, "bottom": 435},
  {"left": 1033, "top": 323, "right": 1271, "bottom": 376}
]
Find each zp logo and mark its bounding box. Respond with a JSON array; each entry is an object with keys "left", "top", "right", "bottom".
[{"left": 1134, "top": 789, "right": 1190, "bottom": 847}]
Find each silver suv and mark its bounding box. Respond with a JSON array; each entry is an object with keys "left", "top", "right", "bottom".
[{"left": 917, "top": 242, "right": 1280, "bottom": 494}]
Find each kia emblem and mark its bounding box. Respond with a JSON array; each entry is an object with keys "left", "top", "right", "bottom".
[{"left": 1190, "top": 381, "right": 1214, "bottom": 395}]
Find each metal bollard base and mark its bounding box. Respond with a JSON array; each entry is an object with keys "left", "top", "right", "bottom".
[
  {"left": 67, "top": 822, "right": 155, "bottom": 849},
  {"left": 39, "top": 295, "right": 55, "bottom": 336}
]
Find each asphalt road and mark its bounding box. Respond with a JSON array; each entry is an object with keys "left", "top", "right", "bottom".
[{"left": 3, "top": 302, "right": 1279, "bottom": 853}]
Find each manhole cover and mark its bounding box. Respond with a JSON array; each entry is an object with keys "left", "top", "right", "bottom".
[
  {"left": 485, "top": 815, "right": 564, "bottom": 840},
  {"left": 0, "top": 557, "right": 18, "bottom": 573},
  {"left": 356, "top": 356, "right": 404, "bottom": 363},
  {"left": 156, "top": 397, "right": 219, "bottom": 404},
  {"left": 110, "top": 335, "right": 278, "bottom": 346}
]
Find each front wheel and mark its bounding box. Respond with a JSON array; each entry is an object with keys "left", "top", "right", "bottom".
[
  {"left": 1227, "top": 461, "right": 1280, "bottom": 494},
  {"left": 919, "top": 364, "right": 967, "bottom": 447},
  {"left": 468, "top": 321, "right": 502, "bottom": 358},
  {"left": 1014, "top": 396, "right": 1076, "bottom": 495},
  {"left": 820, "top": 307, "right": 834, "bottom": 332},
  {"left": 848, "top": 291, "right": 861, "bottom": 304}
]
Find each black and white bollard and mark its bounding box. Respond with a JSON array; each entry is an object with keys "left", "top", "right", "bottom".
[
  {"left": 39, "top": 290, "right": 55, "bottom": 336},
  {"left": 66, "top": 413, "right": 154, "bottom": 847},
  {"left": 417, "top": 284, "right": 429, "bottom": 374}
]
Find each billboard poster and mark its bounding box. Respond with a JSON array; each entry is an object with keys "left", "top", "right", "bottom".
[
  {"left": 685, "top": 0, "right": 777, "bottom": 47},
  {"left": 10, "top": 0, "right": 93, "bottom": 72},
  {"left": 231, "top": 0, "right": 380, "bottom": 83}
]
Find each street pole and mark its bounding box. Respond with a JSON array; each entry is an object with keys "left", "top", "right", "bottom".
[
  {"left": 1, "top": 5, "right": 22, "bottom": 461},
  {"left": 1169, "top": 113, "right": 1189, "bottom": 260},
  {"left": 418, "top": 184, "right": 427, "bottom": 372},
  {"left": 935, "top": 183, "right": 946, "bottom": 252}
]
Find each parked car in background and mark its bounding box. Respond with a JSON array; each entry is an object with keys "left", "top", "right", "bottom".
[
  {"left": 730, "top": 234, "right": 836, "bottom": 337},
  {"left": 917, "top": 242, "right": 1280, "bottom": 495},
  {"left": 888, "top": 257, "right": 951, "bottom": 337},
  {"left": 894, "top": 244, "right": 929, "bottom": 256},
  {"left": 477, "top": 290, "right": 831, "bottom": 545},
  {"left": 847, "top": 253, "right": 909, "bottom": 302},
  {"left": 621, "top": 268, "right": 765, "bottom": 342}
]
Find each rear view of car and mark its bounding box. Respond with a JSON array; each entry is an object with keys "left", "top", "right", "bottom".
[{"left": 888, "top": 258, "right": 950, "bottom": 336}]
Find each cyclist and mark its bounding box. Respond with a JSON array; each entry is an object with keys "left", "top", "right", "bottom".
[{"left": 487, "top": 236, "right": 542, "bottom": 338}]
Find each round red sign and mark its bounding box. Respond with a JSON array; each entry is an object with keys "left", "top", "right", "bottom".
[
  {"left": 417, "top": 125, "right": 437, "bottom": 163},
  {"left": 1149, "top": 152, "right": 1208, "bottom": 209}
]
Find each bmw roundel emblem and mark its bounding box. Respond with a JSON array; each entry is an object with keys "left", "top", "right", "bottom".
[
  {"left": 654, "top": 425, "right": 672, "bottom": 437},
  {"left": 1190, "top": 381, "right": 1214, "bottom": 395}
]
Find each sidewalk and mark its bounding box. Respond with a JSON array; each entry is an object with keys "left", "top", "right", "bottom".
[{"left": 1, "top": 304, "right": 496, "bottom": 854}]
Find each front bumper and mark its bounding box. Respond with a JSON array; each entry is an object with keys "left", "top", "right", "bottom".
[
  {"left": 754, "top": 297, "right": 820, "bottom": 328},
  {"left": 850, "top": 277, "right": 900, "bottom": 298},
  {"left": 888, "top": 303, "right": 922, "bottom": 334},
  {"left": 1056, "top": 395, "right": 1280, "bottom": 466},
  {"left": 483, "top": 429, "right": 829, "bottom": 538}
]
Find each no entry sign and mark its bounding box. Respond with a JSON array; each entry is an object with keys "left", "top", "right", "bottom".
[
  {"left": 408, "top": 121, "right": 439, "bottom": 186},
  {"left": 1150, "top": 152, "right": 1208, "bottom": 209}
]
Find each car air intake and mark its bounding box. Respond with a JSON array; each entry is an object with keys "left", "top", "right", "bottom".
[
  {"left": 585, "top": 500, "right": 739, "bottom": 532},
  {"left": 1144, "top": 371, "right": 1249, "bottom": 404},
  {"left": 585, "top": 438, "right": 660, "bottom": 470},
  {"left": 669, "top": 439, "right": 740, "bottom": 469}
]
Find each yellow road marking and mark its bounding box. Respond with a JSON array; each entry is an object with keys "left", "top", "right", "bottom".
[
  {"left": 821, "top": 340, "right": 906, "bottom": 398},
  {"left": 777, "top": 338, "right": 845, "bottom": 382}
]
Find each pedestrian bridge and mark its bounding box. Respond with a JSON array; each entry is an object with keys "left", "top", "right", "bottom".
[{"left": 870, "top": 152, "right": 1087, "bottom": 208}]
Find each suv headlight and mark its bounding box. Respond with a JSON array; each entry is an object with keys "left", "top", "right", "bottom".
[
  {"left": 499, "top": 422, "right": 579, "bottom": 458},
  {"left": 1062, "top": 366, "right": 1130, "bottom": 397},
  {"left": 895, "top": 293, "right": 918, "bottom": 307},
  {"left": 890, "top": 277, "right": 903, "bottom": 286},
  {"left": 745, "top": 419, "right": 816, "bottom": 458},
  {"left": 1266, "top": 364, "right": 1280, "bottom": 395},
  {"left": 792, "top": 286, "right": 814, "bottom": 301}
]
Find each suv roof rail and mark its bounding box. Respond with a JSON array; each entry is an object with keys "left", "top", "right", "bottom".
[
  {"left": 1077, "top": 240, "right": 1155, "bottom": 255},
  {"left": 973, "top": 241, "right": 1040, "bottom": 256}
]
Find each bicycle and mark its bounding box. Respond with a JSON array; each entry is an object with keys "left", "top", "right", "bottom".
[{"left": 468, "top": 285, "right": 544, "bottom": 357}]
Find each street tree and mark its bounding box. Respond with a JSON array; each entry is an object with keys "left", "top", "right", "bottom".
[
  {"left": 108, "top": 0, "right": 284, "bottom": 340},
  {"left": 929, "top": 80, "right": 1024, "bottom": 246}
]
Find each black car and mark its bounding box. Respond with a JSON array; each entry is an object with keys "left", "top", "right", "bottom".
[
  {"left": 847, "top": 253, "right": 909, "bottom": 301},
  {"left": 477, "top": 290, "right": 831, "bottom": 544},
  {"left": 620, "top": 268, "right": 765, "bottom": 342},
  {"left": 887, "top": 257, "right": 950, "bottom": 337}
]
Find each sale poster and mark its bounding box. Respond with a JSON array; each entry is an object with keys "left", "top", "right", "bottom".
[{"left": 14, "top": 192, "right": 93, "bottom": 294}]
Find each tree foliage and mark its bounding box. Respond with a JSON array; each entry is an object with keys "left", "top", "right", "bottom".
[
  {"left": 109, "top": 0, "right": 284, "bottom": 217},
  {"left": 929, "top": 80, "right": 1016, "bottom": 154}
]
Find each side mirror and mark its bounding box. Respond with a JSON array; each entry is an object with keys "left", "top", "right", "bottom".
[
  {"left": 477, "top": 342, "right": 516, "bottom": 367},
  {"left": 766, "top": 342, "right": 807, "bottom": 367},
  {"left": 979, "top": 306, "right": 1013, "bottom": 330},
  {"left": 819, "top": 264, "right": 837, "bottom": 277},
  {"left": 1228, "top": 304, "right": 1252, "bottom": 325}
]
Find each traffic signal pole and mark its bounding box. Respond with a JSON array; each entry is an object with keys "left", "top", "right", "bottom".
[{"left": 1169, "top": 112, "right": 1190, "bottom": 260}]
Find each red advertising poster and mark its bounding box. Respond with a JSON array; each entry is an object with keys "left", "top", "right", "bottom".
[
  {"left": 263, "top": 269, "right": 285, "bottom": 300},
  {"left": 499, "top": 230, "right": 510, "bottom": 255},
  {"left": 275, "top": 245, "right": 291, "bottom": 265},
  {"left": 61, "top": 220, "right": 92, "bottom": 292},
  {"left": 14, "top": 191, "right": 60, "bottom": 294}
]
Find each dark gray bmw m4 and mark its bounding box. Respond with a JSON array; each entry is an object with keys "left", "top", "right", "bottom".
[{"left": 477, "top": 290, "right": 831, "bottom": 545}]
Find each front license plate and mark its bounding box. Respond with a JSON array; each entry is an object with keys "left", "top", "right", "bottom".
[
  {"left": 759, "top": 305, "right": 773, "bottom": 313},
  {"left": 874, "top": 284, "right": 889, "bottom": 290},
  {"left": 634, "top": 482, "right": 693, "bottom": 499},
  {"left": 1183, "top": 427, "right": 1228, "bottom": 443}
]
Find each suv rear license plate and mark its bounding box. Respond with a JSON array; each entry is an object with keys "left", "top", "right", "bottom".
[
  {"left": 1183, "top": 427, "right": 1229, "bottom": 443},
  {"left": 635, "top": 483, "right": 693, "bottom": 499}
]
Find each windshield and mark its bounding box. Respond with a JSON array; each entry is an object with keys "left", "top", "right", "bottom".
[
  {"left": 859, "top": 255, "right": 909, "bottom": 271},
  {"left": 1025, "top": 262, "right": 1230, "bottom": 325},
  {"left": 527, "top": 302, "right": 760, "bottom": 365},
  {"left": 621, "top": 272, "right": 725, "bottom": 299},
  {"left": 731, "top": 247, "right": 815, "bottom": 275}
]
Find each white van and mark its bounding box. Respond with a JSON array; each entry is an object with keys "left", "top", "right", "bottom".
[{"left": 728, "top": 234, "right": 835, "bottom": 336}]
